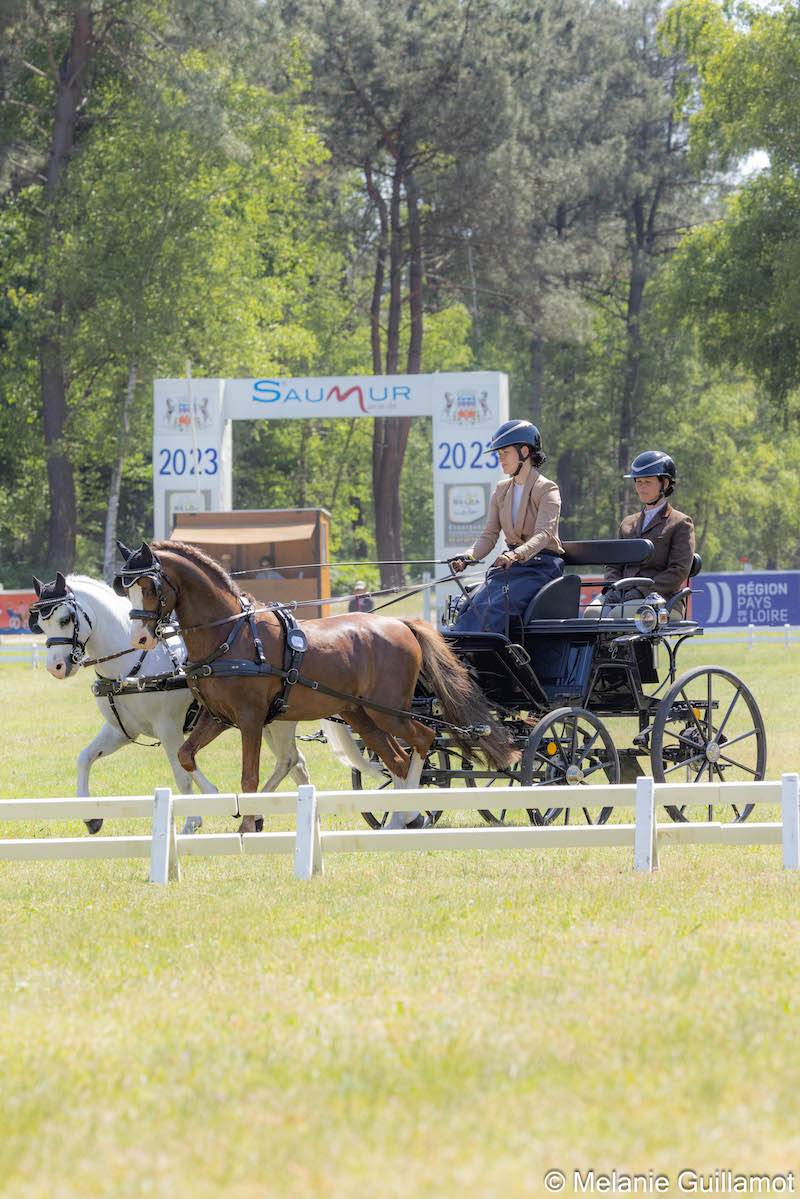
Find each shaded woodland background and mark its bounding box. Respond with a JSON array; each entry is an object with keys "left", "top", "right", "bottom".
[{"left": 1, "top": 0, "right": 799, "bottom": 588}]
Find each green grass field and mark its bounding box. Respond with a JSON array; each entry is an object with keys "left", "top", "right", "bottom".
[{"left": 1, "top": 642, "right": 799, "bottom": 1198}]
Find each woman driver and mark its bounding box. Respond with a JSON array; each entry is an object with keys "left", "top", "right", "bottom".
[{"left": 449, "top": 420, "right": 564, "bottom": 634}]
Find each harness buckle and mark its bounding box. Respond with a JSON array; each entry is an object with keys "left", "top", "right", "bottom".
[{"left": 286, "top": 667, "right": 299, "bottom": 685}]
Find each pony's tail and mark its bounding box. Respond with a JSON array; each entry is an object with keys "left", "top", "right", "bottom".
[{"left": 403, "top": 619, "right": 518, "bottom": 770}]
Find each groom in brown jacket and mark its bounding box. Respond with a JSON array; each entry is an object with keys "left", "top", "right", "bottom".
[{"left": 588, "top": 450, "right": 695, "bottom": 617}]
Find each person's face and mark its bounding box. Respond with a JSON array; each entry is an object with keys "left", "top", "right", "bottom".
[
  {"left": 497, "top": 445, "right": 527, "bottom": 476},
  {"left": 634, "top": 476, "right": 663, "bottom": 505}
]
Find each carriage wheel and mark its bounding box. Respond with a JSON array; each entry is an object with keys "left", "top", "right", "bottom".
[
  {"left": 351, "top": 746, "right": 445, "bottom": 829},
  {"left": 650, "top": 667, "right": 766, "bottom": 823},
  {"left": 521, "top": 707, "right": 619, "bottom": 826},
  {"left": 463, "top": 753, "right": 535, "bottom": 826}
]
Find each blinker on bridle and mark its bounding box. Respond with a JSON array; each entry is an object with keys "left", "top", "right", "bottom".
[
  {"left": 114, "top": 561, "right": 176, "bottom": 639},
  {"left": 28, "top": 588, "right": 94, "bottom": 665}
]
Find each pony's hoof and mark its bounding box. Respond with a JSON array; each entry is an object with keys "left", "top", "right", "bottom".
[
  {"left": 238, "top": 815, "right": 262, "bottom": 835},
  {"left": 181, "top": 816, "right": 203, "bottom": 835},
  {"left": 85, "top": 818, "right": 103, "bottom": 836}
]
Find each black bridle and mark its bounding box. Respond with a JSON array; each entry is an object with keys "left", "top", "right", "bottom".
[
  {"left": 28, "top": 590, "right": 94, "bottom": 665},
  {"left": 113, "top": 564, "right": 177, "bottom": 639}
]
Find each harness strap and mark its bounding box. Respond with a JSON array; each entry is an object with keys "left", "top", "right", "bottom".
[
  {"left": 93, "top": 651, "right": 161, "bottom": 745},
  {"left": 264, "top": 607, "right": 307, "bottom": 724}
]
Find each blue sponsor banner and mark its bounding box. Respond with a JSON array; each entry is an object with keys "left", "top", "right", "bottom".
[{"left": 691, "top": 571, "right": 800, "bottom": 627}]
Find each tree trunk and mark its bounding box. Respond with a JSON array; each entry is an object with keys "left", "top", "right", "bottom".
[
  {"left": 103, "top": 362, "right": 136, "bottom": 583},
  {"left": 406, "top": 167, "right": 423, "bottom": 375},
  {"left": 40, "top": 3, "right": 93, "bottom": 572},
  {"left": 364, "top": 161, "right": 388, "bottom": 374},
  {"left": 372, "top": 159, "right": 408, "bottom": 588},
  {"left": 618, "top": 243, "right": 646, "bottom": 521},
  {"left": 530, "top": 336, "right": 544, "bottom": 426}
]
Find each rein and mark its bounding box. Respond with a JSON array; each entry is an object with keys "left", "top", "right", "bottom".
[{"left": 132, "top": 570, "right": 476, "bottom": 640}]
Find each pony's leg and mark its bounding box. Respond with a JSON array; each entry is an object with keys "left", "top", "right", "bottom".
[
  {"left": 177, "top": 708, "right": 227, "bottom": 832},
  {"left": 341, "top": 709, "right": 430, "bottom": 830},
  {"left": 77, "top": 722, "right": 129, "bottom": 834},
  {"left": 364, "top": 712, "right": 436, "bottom": 830},
  {"left": 260, "top": 722, "right": 309, "bottom": 791},
  {"left": 158, "top": 714, "right": 219, "bottom": 839},
  {"left": 321, "top": 719, "right": 386, "bottom": 781},
  {"left": 239, "top": 716, "right": 265, "bottom": 835},
  {"left": 157, "top": 734, "right": 211, "bottom": 835}
]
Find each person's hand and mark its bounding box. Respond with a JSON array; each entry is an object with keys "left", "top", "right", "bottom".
[
  {"left": 449, "top": 555, "right": 473, "bottom": 574},
  {"left": 492, "top": 551, "right": 516, "bottom": 570}
]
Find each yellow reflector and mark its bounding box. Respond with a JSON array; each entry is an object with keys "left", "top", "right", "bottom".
[
  {"left": 692, "top": 707, "right": 702, "bottom": 719},
  {"left": 546, "top": 741, "right": 558, "bottom": 756}
]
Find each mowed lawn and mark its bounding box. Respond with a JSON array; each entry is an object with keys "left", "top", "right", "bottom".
[{"left": 1, "top": 642, "right": 800, "bottom": 1198}]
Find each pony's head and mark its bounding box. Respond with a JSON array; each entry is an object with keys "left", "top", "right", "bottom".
[
  {"left": 30, "top": 572, "right": 93, "bottom": 678},
  {"left": 114, "top": 540, "right": 175, "bottom": 651}
]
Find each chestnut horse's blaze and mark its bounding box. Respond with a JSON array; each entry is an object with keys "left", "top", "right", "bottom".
[{"left": 117, "top": 540, "right": 514, "bottom": 831}]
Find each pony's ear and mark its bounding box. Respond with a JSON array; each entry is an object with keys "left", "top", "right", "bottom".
[
  {"left": 116, "top": 539, "right": 134, "bottom": 561},
  {"left": 55, "top": 571, "right": 67, "bottom": 592},
  {"left": 140, "top": 543, "right": 156, "bottom": 565},
  {"left": 32, "top": 575, "right": 43, "bottom": 596}
]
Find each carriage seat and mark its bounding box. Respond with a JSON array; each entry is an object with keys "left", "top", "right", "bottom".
[
  {"left": 523, "top": 573, "right": 581, "bottom": 622},
  {"left": 522, "top": 539, "right": 656, "bottom": 624}
]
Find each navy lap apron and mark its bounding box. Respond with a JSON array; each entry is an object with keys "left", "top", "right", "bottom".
[{"left": 452, "top": 553, "right": 564, "bottom": 635}]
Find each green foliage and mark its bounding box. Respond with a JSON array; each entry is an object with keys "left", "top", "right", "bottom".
[{"left": 664, "top": 0, "right": 800, "bottom": 404}]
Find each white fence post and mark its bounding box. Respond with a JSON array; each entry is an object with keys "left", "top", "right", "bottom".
[
  {"left": 295, "top": 784, "right": 322, "bottom": 880},
  {"left": 422, "top": 571, "right": 431, "bottom": 624},
  {"left": 785, "top": 624, "right": 791, "bottom": 650},
  {"left": 634, "top": 776, "right": 658, "bottom": 872},
  {"left": 781, "top": 773, "right": 800, "bottom": 870},
  {"left": 748, "top": 623, "right": 755, "bottom": 650},
  {"left": 150, "top": 787, "right": 180, "bottom": 884}
]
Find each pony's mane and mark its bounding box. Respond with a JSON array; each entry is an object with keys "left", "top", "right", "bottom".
[
  {"left": 65, "top": 573, "right": 131, "bottom": 626},
  {"left": 152, "top": 540, "right": 242, "bottom": 597}
]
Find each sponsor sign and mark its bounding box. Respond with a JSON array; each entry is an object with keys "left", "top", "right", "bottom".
[
  {"left": 444, "top": 483, "right": 491, "bottom": 544},
  {"left": 690, "top": 571, "right": 800, "bottom": 626},
  {"left": 0, "top": 590, "right": 36, "bottom": 634},
  {"left": 154, "top": 372, "right": 509, "bottom": 621}
]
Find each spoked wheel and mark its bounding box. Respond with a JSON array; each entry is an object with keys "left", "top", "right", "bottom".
[
  {"left": 464, "top": 753, "right": 536, "bottom": 826},
  {"left": 650, "top": 667, "right": 766, "bottom": 823},
  {"left": 521, "top": 707, "right": 619, "bottom": 826},
  {"left": 352, "top": 746, "right": 445, "bottom": 829}
]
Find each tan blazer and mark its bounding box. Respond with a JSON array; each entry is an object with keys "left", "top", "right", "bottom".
[
  {"left": 468, "top": 470, "right": 564, "bottom": 563},
  {"left": 605, "top": 504, "right": 695, "bottom": 600}
]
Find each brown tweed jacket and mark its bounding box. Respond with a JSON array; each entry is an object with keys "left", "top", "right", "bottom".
[
  {"left": 605, "top": 504, "right": 695, "bottom": 600},
  {"left": 468, "top": 470, "right": 564, "bottom": 563}
]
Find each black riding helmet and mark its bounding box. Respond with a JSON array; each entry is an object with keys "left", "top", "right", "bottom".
[
  {"left": 485, "top": 420, "right": 544, "bottom": 475},
  {"left": 624, "top": 450, "right": 676, "bottom": 498}
]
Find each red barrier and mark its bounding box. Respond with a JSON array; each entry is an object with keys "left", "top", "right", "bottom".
[{"left": 0, "top": 590, "right": 36, "bottom": 634}]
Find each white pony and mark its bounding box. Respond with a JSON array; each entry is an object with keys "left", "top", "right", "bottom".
[{"left": 30, "top": 572, "right": 327, "bottom": 833}]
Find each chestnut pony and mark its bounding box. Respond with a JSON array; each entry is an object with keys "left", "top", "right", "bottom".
[{"left": 118, "top": 540, "right": 514, "bottom": 831}]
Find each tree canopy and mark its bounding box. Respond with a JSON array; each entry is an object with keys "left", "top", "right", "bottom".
[{"left": 1, "top": 0, "right": 799, "bottom": 587}]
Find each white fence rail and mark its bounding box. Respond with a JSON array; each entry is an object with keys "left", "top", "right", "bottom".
[
  {"left": 701, "top": 624, "right": 800, "bottom": 647},
  {"left": 1, "top": 776, "right": 799, "bottom": 883},
  {"left": 0, "top": 640, "right": 42, "bottom": 667}
]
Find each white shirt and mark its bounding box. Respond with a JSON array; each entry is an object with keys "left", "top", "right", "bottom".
[
  {"left": 511, "top": 480, "right": 525, "bottom": 524},
  {"left": 641, "top": 499, "right": 667, "bottom": 530}
]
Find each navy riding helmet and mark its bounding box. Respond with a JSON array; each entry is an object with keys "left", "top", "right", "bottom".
[
  {"left": 485, "top": 419, "right": 542, "bottom": 455},
  {"left": 624, "top": 450, "right": 676, "bottom": 496}
]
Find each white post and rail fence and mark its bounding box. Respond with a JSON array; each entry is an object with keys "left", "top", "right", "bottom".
[{"left": 0, "top": 776, "right": 799, "bottom": 883}]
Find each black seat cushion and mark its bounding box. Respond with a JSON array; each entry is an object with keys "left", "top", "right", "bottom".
[{"left": 523, "top": 574, "right": 581, "bottom": 623}]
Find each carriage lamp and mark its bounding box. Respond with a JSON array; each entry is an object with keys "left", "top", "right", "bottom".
[
  {"left": 634, "top": 604, "right": 659, "bottom": 634},
  {"left": 634, "top": 594, "right": 668, "bottom": 634}
]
